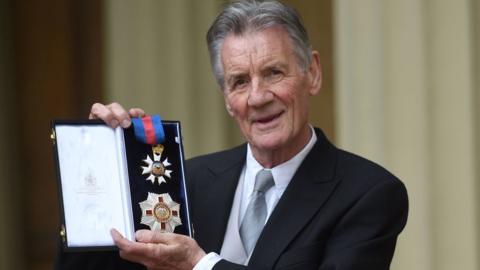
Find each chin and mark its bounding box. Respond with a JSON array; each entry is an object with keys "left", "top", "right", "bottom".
[{"left": 250, "top": 133, "right": 286, "bottom": 152}]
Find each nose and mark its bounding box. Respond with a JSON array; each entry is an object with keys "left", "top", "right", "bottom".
[{"left": 247, "top": 78, "right": 274, "bottom": 107}]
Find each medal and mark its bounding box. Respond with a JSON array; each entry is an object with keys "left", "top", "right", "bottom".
[
  {"left": 133, "top": 115, "right": 173, "bottom": 185},
  {"left": 139, "top": 192, "right": 182, "bottom": 233},
  {"left": 141, "top": 144, "right": 172, "bottom": 185}
]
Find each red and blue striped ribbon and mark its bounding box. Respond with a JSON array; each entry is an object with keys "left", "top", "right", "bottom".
[{"left": 131, "top": 115, "right": 165, "bottom": 145}]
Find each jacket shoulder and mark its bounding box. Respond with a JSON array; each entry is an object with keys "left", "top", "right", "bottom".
[
  {"left": 335, "top": 148, "right": 405, "bottom": 194},
  {"left": 186, "top": 144, "right": 246, "bottom": 176}
]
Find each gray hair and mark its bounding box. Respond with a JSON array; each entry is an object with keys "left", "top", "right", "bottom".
[{"left": 206, "top": 0, "right": 312, "bottom": 89}]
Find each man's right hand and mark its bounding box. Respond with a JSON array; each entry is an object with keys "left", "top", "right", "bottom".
[{"left": 89, "top": 102, "right": 146, "bottom": 128}]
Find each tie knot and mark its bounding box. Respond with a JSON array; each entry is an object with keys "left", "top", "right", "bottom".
[{"left": 254, "top": 169, "right": 274, "bottom": 193}]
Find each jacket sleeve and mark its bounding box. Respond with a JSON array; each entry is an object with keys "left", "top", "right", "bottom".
[
  {"left": 318, "top": 178, "right": 408, "bottom": 270},
  {"left": 212, "top": 260, "right": 247, "bottom": 270}
]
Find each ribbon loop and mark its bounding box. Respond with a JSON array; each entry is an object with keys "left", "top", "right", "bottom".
[{"left": 132, "top": 115, "right": 165, "bottom": 145}]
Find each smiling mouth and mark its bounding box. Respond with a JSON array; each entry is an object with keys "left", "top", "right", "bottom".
[{"left": 254, "top": 111, "right": 284, "bottom": 125}]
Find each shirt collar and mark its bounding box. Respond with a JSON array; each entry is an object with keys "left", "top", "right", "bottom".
[{"left": 246, "top": 126, "right": 317, "bottom": 189}]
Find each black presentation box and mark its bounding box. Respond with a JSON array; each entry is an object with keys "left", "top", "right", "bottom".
[{"left": 51, "top": 120, "right": 192, "bottom": 251}]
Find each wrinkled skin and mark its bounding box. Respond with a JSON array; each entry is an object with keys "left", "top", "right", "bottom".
[{"left": 221, "top": 27, "right": 321, "bottom": 168}]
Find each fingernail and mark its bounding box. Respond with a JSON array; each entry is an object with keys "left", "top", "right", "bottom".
[
  {"left": 111, "top": 119, "right": 119, "bottom": 127},
  {"left": 110, "top": 229, "right": 117, "bottom": 239},
  {"left": 121, "top": 119, "right": 131, "bottom": 128}
]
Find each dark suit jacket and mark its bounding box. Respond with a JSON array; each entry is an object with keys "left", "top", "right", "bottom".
[
  {"left": 55, "top": 128, "right": 408, "bottom": 270},
  {"left": 188, "top": 128, "right": 408, "bottom": 270}
]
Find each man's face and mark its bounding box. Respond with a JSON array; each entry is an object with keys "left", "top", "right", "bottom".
[{"left": 220, "top": 27, "right": 321, "bottom": 161}]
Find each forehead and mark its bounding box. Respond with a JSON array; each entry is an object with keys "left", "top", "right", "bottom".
[{"left": 220, "top": 27, "right": 295, "bottom": 67}]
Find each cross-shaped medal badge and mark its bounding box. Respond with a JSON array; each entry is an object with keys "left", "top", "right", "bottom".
[{"left": 141, "top": 144, "right": 172, "bottom": 185}]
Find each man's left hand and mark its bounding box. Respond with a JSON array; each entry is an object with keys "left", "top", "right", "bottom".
[{"left": 111, "top": 229, "right": 206, "bottom": 270}]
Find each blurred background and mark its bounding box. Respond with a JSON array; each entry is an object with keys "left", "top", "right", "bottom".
[{"left": 0, "top": 0, "right": 478, "bottom": 269}]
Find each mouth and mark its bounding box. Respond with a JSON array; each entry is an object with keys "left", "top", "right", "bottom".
[{"left": 252, "top": 111, "right": 284, "bottom": 126}]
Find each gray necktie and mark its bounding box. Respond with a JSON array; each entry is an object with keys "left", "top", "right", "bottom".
[{"left": 240, "top": 169, "right": 275, "bottom": 255}]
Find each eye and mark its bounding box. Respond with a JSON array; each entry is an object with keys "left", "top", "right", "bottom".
[
  {"left": 234, "top": 78, "right": 248, "bottom": 87},
  {"left": 270, "top": 69, "right": 282, "bottom": 75},
  {"left": 229, "top": 76, "right": 250, "bottom": 91},
  {"left": 265, "top": 68, "right": 284, "bottom": 82}
]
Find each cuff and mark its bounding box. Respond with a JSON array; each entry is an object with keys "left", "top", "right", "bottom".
[{"left": 192, "top": 252, "right": 223, "bottom": 270}]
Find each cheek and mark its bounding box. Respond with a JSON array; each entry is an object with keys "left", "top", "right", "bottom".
[
  {"left": 273, "top": 85, "right": 298, "bottom": 109},
  {"left": 283, "top": 78, "right": 309, "bottom": 103},
  {"left": 275, "top": 83, "right": 309, "bottom": 122},
  {"left": 226, "top": 94, "right": 248, "bottom": 117}
]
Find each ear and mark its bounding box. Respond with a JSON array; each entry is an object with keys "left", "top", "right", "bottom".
[
  {"left": 224, "top": 96, "right": 235, "bottom": 117},
  {"left": 307, "top": 50, "right": 322, "bottom": 96},
  {"left": 225, "top": 103, "right": 234, "bottom": 116}
]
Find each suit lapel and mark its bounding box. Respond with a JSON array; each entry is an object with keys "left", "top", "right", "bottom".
[
  {"left": 248, "top": 129, "right": 340, "bottom": 268},
  {"left": 194, "top": 145, "right": 246, "bottom": 253}
]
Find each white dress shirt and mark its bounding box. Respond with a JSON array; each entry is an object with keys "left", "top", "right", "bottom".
[{"left": 193, "top": 126, "right": 317, "bottom": 270}]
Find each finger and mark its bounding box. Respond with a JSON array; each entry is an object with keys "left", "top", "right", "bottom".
[
  {"left": 110, "top": 228, "right": 125, "bottom": 242},
  {"left": 111, "top": 229, "right": 156, "bottom": 254},
  {"left": 111, "top": 229, "right": 154, "bottom": 263},
  {"left": 135, "top": 230, "right": 174, "bottom": 246},
  {"left": 90, "top": 102, "right": 120, "bottom": 127},
  {"left": 129, "top": 108, "right": 146, "bottom": 118},
  {"left": 89, "top": 103, "right": 105, "bottom": 120},
  {"left": 134, "top": 229, "right": 155, "bottom": 243},
  {"left": 107, "top": 102, "right": 131, "bottom": 128}
]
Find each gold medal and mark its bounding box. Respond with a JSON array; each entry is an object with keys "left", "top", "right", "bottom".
[
  {"left": 141, "top": 144, "right": 172, "bottom": 185},
  {"left": 139, "top": 192, "right": 182, "bottom": 232}
]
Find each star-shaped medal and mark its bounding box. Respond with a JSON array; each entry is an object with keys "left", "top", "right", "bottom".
[{"left": 139, "top": 192, "right": 182, "bottom": 233}]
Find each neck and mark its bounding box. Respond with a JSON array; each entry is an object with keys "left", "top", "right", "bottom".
[{"left": 251, "top": 125, "right": 312, "bottom": 168}]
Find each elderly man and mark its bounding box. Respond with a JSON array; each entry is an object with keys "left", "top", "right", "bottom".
[{"left": 56, "top": 1, "right": 408, "bottom": 269}]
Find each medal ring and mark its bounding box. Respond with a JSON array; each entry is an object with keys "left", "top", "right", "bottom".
[{"left": 153, "top": 202, "right": 171, "bottom": 222}]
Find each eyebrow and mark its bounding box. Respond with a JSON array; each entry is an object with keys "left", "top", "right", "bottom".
[{"left": 261, "top": 61, "right": 288, "bottom": 71}]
